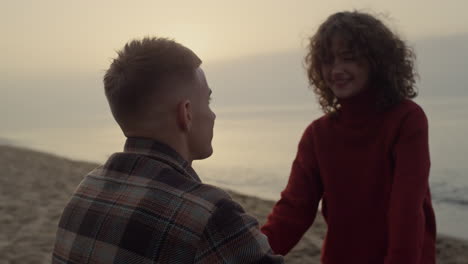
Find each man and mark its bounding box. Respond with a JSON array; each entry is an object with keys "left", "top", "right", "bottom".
[{"left": 52, "top": 37, "right": 283, "bottom": 263}]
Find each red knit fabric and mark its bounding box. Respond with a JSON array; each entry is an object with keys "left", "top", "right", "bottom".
[{"left": 261, "top": 93, "right": 436, "bottom": 264}]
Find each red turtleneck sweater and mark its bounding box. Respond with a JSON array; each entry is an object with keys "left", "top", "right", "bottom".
[{"left": 261, "top": 92, "right": 436, "bottom": 264}]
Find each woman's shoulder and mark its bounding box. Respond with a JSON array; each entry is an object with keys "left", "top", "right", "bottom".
[
  {"left": 384, "top": 99, "right": 428, "bottom": 131},
  {"left": 387, "top": 99, "right": 427, "bottom": 118},
  {"left": 302, "top": 113, "right": 334, "bottom": 136}
]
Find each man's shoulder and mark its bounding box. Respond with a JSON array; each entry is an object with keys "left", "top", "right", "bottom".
[
  {"left": 183, "top": 183, "right": 236, "bottom": 213},
  {"left": 89, "top": 152, "right": 234, "bottom": 213}
]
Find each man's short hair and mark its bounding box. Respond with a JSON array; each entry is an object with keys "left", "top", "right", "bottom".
[{"left": 104, "top": 37, "right": 202, "bottom": 129}]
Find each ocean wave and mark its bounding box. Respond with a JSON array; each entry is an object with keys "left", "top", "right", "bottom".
[{"left": 430, "top": 168, "right": 468, "bottom": 209}]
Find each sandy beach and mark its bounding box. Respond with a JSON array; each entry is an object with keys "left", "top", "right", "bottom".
[{"left": 1, "top": 145, "right": 467, "bottom": 263}]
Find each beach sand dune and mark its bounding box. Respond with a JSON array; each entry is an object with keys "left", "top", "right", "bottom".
[{"left": 0, "top": 145, "right": 467, "bottom": 263}]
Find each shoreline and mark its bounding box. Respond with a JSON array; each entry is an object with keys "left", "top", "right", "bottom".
[{"left": 1, "top": 145, "right": 467, "bottom": 263}]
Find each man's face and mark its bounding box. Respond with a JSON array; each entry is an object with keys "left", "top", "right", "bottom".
[
  {"left": 188, "top": 68, "right": 216, "bottom": 160},
  {"left": 321, "top": 34, "right": 370, "bottom": 99}
]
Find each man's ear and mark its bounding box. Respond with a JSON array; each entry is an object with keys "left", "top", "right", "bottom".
[{"left": 177, "top": 99, "right": 192, "bottom": 132}]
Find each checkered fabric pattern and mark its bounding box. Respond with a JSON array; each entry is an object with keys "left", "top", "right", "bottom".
[{"left": 52, "top": 138, "right": 283, "bottom": 263}]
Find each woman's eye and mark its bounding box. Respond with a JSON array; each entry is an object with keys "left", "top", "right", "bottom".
[
  {"left": 322, "top": 58, "right": 334, "bottom": 65},
  {"left": 343, "top": 56, "right": 356, "bottom": 61}
]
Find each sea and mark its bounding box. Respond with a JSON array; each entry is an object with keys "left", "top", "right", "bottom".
[{"left": 1, "top": 96, "right": 468, "bottom": 240}]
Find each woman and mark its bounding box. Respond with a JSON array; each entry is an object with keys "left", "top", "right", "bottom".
[{"left": 261, "top": 11, "right": 436, "bottom": 264}]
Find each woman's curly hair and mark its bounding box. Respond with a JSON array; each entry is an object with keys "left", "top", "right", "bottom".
[{"left": 305, "top": 11, "right": 418, "bottom": 114}]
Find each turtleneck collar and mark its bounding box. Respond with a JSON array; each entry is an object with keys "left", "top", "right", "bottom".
[{"left": 336, "top": 87, "right": 379, "bottom": 124}]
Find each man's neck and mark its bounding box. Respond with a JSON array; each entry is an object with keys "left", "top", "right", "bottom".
[{"left": 125, "top": 132, "right": 192, "bottom": 165}]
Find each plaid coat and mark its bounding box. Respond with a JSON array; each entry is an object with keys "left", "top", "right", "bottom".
[{"left": 52, "top": 138, "right": 283, "bottom": 263}]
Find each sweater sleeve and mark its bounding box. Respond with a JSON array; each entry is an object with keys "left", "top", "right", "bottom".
[
  {"left": 385, "top": 106, "right": 431, "bottom": 264},
  {"left": 261, "top": 125, "right": 323, "bottom": 255}
]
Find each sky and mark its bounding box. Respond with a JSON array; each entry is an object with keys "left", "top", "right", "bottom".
[
  {"left": 1, "top": 0, "right": 468, "bottom": 155},
  {"left": 2, "top": 0, "right": 468, "bottom": 74}
]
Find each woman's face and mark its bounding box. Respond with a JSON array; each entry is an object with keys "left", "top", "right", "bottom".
[{"left": 321, "top": 34, "right": 370, "bottom": 99}]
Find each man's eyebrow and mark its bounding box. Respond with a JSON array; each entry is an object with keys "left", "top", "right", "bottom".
[{"left": 209, "top": 89, "right": 212, "bottom": 96}]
